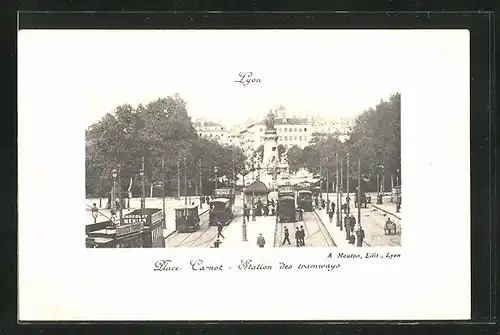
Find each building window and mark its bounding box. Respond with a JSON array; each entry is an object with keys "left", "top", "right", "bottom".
[
  {"left": 260, "top": 128, "right": 263, "bottom": 132},
  {"left": 299, "top": 136, "right": 302, "bottom": 140},
  {"left": 284, "top": 128, "right": 287, "bottom": 132},
  {"left": 294, "top": 128, "right": 297, "bottom": 132},
  {"left": 294, "top": 136, "right": 297, "bottom": 140},
  {"left": 299, "top": 128, "right": 302, "bottom": 132},
  {"left": 279, "top": 136, "right": 282, "bottom": 140},
  {"left": 289, "top": 128, "right": 292, "bottom": 132},
  {"left": 304, "top": 128, "right": 307, "bottom": 132},
  {"left": 284, "top": 136, "right": 288, "bottom": 141}
]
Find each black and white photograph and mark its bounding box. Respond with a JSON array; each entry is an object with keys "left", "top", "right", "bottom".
[
  {"left": 19, "top": 28, "right": 470, "bottom": 321},
  {"left": 84, "top": 32, "right": 402, "bottom": 249}
]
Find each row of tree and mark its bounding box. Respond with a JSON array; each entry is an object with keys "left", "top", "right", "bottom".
[
  {"left": 286, "top": 93, "right": 401, "bottom": 192},
  {"left": 85, "top": 94, "right": 246, "bottom": 197}
]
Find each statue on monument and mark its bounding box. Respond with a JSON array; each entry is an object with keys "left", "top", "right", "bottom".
[{"left": 265, "top": 109, "right": 275, "bottom": 130}]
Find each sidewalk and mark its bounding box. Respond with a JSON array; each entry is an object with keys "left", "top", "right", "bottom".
[{"left": 218, "top": 215, "right": 276, "bottom": 249}]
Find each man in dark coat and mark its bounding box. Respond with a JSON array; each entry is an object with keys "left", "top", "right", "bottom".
[
  {"left": 213, "top": 239, "right": 222, "bottom": 248},
  {"left": 331, "top": 201, "right": 336, "bottom": 214},
  {"left": 356, "top": 227, "right": 365, "bottom": 247},
  {"left": 295, "top": 227, "right": 301, "bottom": 247},
  {"left": 328, "top": 208, "right": 334, "bottom": 223},
  {"left": 349, "top": 215, "right": 356, "bottom": 232},
  {"left": 344, "top": 216, "right": 350, "bottom": 240},
  {"left": 300, "top": 226, "right": 306, "bottom": 246},
  {"left": 282, "top": 226, "right": 291, "bottom": 245},
  {"left": 244, "top": 204, "right": 250, "bottom": 221}
]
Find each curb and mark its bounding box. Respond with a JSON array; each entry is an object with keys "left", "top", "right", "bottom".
[{"left": 370, "top": 204, "right": 401, "bottom": 220}]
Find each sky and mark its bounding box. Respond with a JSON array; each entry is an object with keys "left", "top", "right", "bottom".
[{"left": 20, "top": 30, "right": 457, "bottom": 129}]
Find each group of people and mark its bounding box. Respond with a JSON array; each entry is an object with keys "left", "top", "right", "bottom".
[
  {"left": 343, "top": 214, "right": 365, "bottom": 247},
  {"left": 242, "top": 198, "right": 278, "bottom": 220},
  {"left": 282, "top": 226, "right": 306, "bottom": 247}
]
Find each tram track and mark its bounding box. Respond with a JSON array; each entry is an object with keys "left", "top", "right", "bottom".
[{"left": 303, "top": 211, "right": 337, "bottom": 247}]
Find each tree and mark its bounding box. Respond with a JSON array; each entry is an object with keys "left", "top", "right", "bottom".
[
  {"left": 287, "top": 145, "right": 304, "bottom": 173},
  {"left": 347, "top": 93, "right": 401, "bottom": 189}
]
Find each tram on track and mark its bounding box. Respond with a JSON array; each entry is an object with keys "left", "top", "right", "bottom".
[
  {"left": 297, "top": 189, "right": 313, "bottom": 212},
  {"left": 174, "top": 204, "right": 201, "bottom": 233},
  {"left": 209, "top": 197, "right": 233, "bottom": 226},
  {"left": 277, "top": 186, "right": 297, "bottom": 223}
]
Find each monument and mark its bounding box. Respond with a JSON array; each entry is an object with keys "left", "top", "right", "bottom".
[
  {"left": 260, "top": 110, "right": 289, "bottom": 188},
  {"left": 262, "top": 110, "right": 279, "bottom": 168}
]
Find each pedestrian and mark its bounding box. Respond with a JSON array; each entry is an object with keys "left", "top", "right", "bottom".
[
  {"left": 212, "top": 239, "right": 222, "bottom": 248},
  {"left": 257, "top": 233, "right": 266, "bottom": 248},
  {"left": 110, "top": 209, "right": 117, "bottom": 222},
  {"left": 216, "top": 221, "right": 225, "bottom": 239},
  {"left": 356, "top": 227, "right": 365, "bottom": 247},
  {"left": 300, "top": 226, "right": 306, "bottom": 246},
  {"left": 349, "top": 215, "right": 356, "bottom": 232},
  {"left": 300, "top": 208, "right": 304, "bottom": 221},
  {"left": 264, "top": 204, "right": 269, "bottom": 216},
  {"left": 331, "top": 202, "right": 336, "bottom": 214},
  {"left": 283, "top": 226, "right": 291, "bottom": 245},
  {"left": 206, "top": 196, "right": 210, "bottom": 204},
  {"left": 295, "top": 227, "right": 301, "bottom": 247},
  {"left": 328, "top": 208, "right": 334, "bottom": 223},
  {"left": 344, "top": 216, "right": 350, "bottom": 240},
  {"left": 349, "top": 232, "right": 356, "bottom": 245},
  {"left": 191, "top": 202, "right": 195, "bottom": 206},
  {"left": 321, "top": 199, "right": 326, "bottom": 209}
]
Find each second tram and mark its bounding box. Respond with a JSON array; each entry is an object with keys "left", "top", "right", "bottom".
[
  {"left": 277, "top": 187, "right": 297, "bottom": 223},
  {"left": 209, "top": 197, "right": 233, "bottom": 225},
  {"left": 297, "top": 189, "right": 313, "bottom": 212}
]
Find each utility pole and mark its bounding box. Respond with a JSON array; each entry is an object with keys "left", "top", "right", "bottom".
[
  {"left": 162, "top": 155, "right": 166, "bottom": 229},
  {"left": 326, "top": 160, "right": 329, "bottom": 213},
  {"left": 358, "top": 156, "right": 361, "bottom": 227},
  {"left": 336, "top": 153, "right": 340, "bottom": 228},
  {"left": 199, "top": 159, "right": 203, "bottom": 209},
  {"left": 242, "top": 172, "right": 247, "bottom": 241},
  {"left": 177, "top": 160, "right": 180, "bottom": 200},
  {"left": 118, "top": 164, "right": 123, "bottom": 226},
  {"left": 141, "top": 156, "right": 145, "bottom": 213},
  {"left": 319, "top": 162, "right": 323, "bottom": 200},
  {"left": 184, "top": 157, "right": 187, "bottom": 205},
  {"left": 346, "top": 153, "right": 350, "bottom": 216},
  {"left": 340, "top": 156, "right": 343, "bottom": 217}
]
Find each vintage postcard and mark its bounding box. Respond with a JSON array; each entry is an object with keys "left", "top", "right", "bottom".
[{"left": 18, "top": 29, "right": 470, "bottom": 321}]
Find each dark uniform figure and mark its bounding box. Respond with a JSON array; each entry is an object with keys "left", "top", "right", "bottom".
[
  {"left": 216, "top": 221, "right": 225, "bottom": 239},
  {"left": 356, "top": 228, "right": 365, "bottom": 247},
  {"left": 331, "top": 202, "right": 336, "bottom": 214},
  {"left": 295, "top": 227, "right": 301, "bottom": 247},
  {"left": 244, "top": 204, "right": 250, "bottom": 221},
  {"left": 300, "top": 226, "right": 306, "bottom": 246},
  {"left": 349, "top": 215, "right": 356, "bottom": 232},
  {"left": 344, "top": 216, "right": 350, "bottom": 240},
  {"left": 328, "top": 208, "right": 334, "bottom": 222},
  {"left": 283, "top": 227, "right": 291, "bottom": 245},
  {"left": 213, "top": 239, "right": 222, "bottom": 248}
]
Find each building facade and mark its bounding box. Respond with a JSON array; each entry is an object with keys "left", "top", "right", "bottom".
[
  {"left": 193, "top": 120, "right": 229, "bottom": 144},
  {"left": 239, "top": 116, "right": 313, "bottom": 158}
]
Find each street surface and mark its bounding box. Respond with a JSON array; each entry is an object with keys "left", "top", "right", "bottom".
[
  {"left": 165, "top": 211, "right": 219, "bottom": 248},
  {"left": 274, "top": 211, "right": 335, "bottom": 247}
]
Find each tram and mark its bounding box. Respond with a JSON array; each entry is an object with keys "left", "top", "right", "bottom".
[
  {"left": 209, "top": 197, "right": 233, "bottom": 226},
  {"left": 174, "top": 205, "right": 201, "bottom": 233},
  {"left": 277, "top": 187, "right": 297, "bottom": 223},
  {"left": 297, "top": 189, "right": 313, "bottom": 212},
  {"left": 312, "top": 186, "right": 321, "bottom": 198}
]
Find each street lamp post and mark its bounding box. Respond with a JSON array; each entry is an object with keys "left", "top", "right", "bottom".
[
  {"left": 112, "top": 168, "right": 123, "bottom": 226},
  {"left": 184, "top": 158, "right": 188, "bottom": 205},
  {"left": 199, "top": 159, "right": 203, "bottom": 209},
  {"left": 162, "top": 155, "right": 166, "bottom": 229},
  {"left": 242, "top": 170, "right": 247, "bottom": 241},
  {"left": 335, "top": 154, "right": 340, "bottom": 228},
  {"left": 357, "top": 157, "right": 362, "bottom": 227},
  {"left": 214, "top": 166, "right": 218, "bottom": 192},
  {"left": 250, "top": 164, "right": 256, "bottom": 221},
  {"left": 91, "top": 203, "right": 99, "bottom": 223},
  {"left": 140, "top": 157, "right": 146, "bottom": 212},
  {"left": 325, "top": 157, "right": 329, "bottom": 213},
  {"left": 346, "top": 153, "right": 350, "bottom": 217}
]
